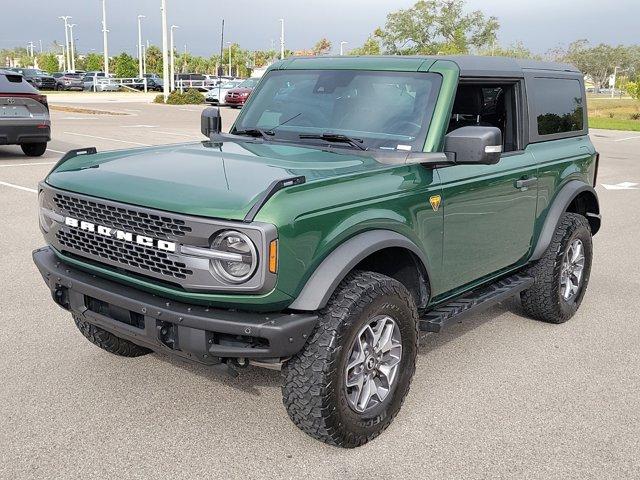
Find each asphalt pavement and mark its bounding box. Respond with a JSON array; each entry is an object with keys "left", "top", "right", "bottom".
[{"left": 0, "top": 97, "right": 638, "bottom": 479}]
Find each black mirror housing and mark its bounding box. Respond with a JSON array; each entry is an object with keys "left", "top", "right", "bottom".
[
  {"left": 444, "top": 126, "right": 503, "bottom": 165},
  {"left": 201, "top": 107, "right": 222, "bottom": 138}
]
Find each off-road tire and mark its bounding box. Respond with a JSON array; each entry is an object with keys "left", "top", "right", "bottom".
[
  {"left": 282, "top": 271, "right": 418, "bottom": 448},
  {"left": 21, "top": 142, "right": 47, "bottom": 157},
  {"left": 73, "top": 314, "right": 151, "bottom": 357},
  {"left": 521, "top": 213, "right": 593, "bottom": 323}
]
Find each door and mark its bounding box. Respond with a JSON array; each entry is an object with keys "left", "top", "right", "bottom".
[{"left": 435, "top": 81, "right": 539, "bottom": 296}]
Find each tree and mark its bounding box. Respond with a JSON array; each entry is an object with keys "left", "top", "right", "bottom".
[
  {"left": 113, "top": 52, "right": 137, "bottom": 78},
  {"left": 37, "top": 53, "right": 59, "bottom": 73},
  {"left": 373, "top": 0, "right": 499, "bottom": 55},
  {"left": 77, "top": 52, "right": 103, "bottom": 72},
  {"left": 349, "top": 37, "right": 382, "bottom": 56},
  {"left": 312, "top": 38, "right": 332, "bottom": 56},
  {"left": 145, "top": 45, "right": 163, "bottom": 75},
  {"left": 478, "top": 41, "right": 539, "bottom": 59},
  {"left": 558, "top": 40, "right": 629, "bottom": 89}
]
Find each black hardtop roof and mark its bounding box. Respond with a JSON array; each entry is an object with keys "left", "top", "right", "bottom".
[{"left": 278, "top": 54, "right": 580, "bottom": 78}]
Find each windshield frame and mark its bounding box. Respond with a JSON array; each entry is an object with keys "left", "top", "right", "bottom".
[{"left": 231, "top": 69, "right": 442, "bottom": 153}]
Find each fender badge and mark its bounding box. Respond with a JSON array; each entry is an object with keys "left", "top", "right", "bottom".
[{"left": 429, "top": 195, "right": 442, "bottom": 212}]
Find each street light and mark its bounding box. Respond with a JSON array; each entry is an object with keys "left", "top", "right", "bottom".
[
  {"left": 101, "top": 1, "right": 109, "bottom": 75},
  {"left": 340, "top": 41, "right": 348, "bottom": 56},
  {"left": 279, "top": 19, "right": 284, "bottom": 60},
  {"left": 68, "top": 24, "right": 77, "bottom": 71},
  {"left": 170, "top": 25, "right": 179, "bottom": 91},
  {"left": 27, "top": 42, "right": 35, "bottom": 58},
  {"left": 58, "top": 16, "right": 71, "bottom": 71},
  {"left": 226, "top": 41, "right": 232, "bottom": 77},
  {"left": 161, "top": 0, "right": 169, "bottom": 101},
  {"left": 137, "top": 15, "right": 145, "bottom": 78}
]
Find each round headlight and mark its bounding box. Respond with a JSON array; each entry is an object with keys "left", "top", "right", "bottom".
[
  {"left": 38, "top": 190, "right": 54, "bottom": 233},
  {"left": 211, "top": 230, "right": 258, "bottom": 283}
]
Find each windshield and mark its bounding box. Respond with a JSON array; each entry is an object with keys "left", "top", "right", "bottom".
[{"left": 233, "top": 70, "right": 442, "bottom": 152}]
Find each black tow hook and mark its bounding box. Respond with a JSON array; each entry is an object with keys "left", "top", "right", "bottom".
[{"left": 53, "top": 285, "right": 70, "bottom": 309}]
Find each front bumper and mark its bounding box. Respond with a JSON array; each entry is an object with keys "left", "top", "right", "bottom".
[{"left": 33, "top": 247, "right": 317, "bottom": 365}]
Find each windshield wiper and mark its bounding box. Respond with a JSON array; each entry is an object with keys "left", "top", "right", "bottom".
[
  {"left": 298, "top": 133, "right": 367, "bottom": 151},
  {"left": 233, "top": 128, "right": 272, "bottom": 140}
]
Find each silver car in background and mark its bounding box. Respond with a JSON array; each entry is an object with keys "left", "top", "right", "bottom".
[
  {"left": 205, "top": 79, "right": 243, "bottom": 105},
  {"left": 0, "top": 69, "right": 50, "bottom": 156}
]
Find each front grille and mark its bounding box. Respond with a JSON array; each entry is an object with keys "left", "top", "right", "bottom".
[
  {"left": 54, "top": 193, "right": 192, "bottom": 239},
  {"left": 56, "top": 228, "right": 193, "bottom": 280}
]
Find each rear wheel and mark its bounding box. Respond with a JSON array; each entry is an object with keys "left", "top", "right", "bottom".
[
  {"left": 521, "top": 213, "right": 593, "bottom": 323},
  {"left": 282, "top": 271, "right": 418, "bottom": 448},
  {"left": 21, "top": 142, "right": 47, "bottom": 157},
  {"left": 73, "top": 315, "right": 151, "bottom": 357}
]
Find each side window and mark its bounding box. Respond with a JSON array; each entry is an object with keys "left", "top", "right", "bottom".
[
  {"left": 531, "top": 78, "right": 584, "bottom": 136},
  {"left": 448, "top": 83, "right": 520, "bottom": 152}
]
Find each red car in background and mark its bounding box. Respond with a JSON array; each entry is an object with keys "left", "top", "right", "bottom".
[{"left": 224, "top": 77, "right": 259, "bottom": 108}]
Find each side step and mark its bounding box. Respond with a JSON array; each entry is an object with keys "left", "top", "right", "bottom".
[{"left": 419, "top": 274, "right": 534, "bottom": 333}]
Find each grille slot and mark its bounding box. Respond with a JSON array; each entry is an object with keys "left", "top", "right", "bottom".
[
  {"left": 56, "top": 228, "right": 193, "bottom": 280},
  {"left": 53, "top": 193, "right": 192, "bottom": 239}
]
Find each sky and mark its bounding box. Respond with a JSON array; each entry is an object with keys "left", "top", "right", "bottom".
[{"left": 1, "top": 0, "right": 638, "bottom": 56}]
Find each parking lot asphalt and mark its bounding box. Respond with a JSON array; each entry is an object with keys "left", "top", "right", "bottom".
[{"left": 0, "top": 99, "right": 639, "bottom": 479}]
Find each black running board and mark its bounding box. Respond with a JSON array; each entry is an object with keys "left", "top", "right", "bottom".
[{"left": 419, "top": 274, "right": 534, "bottom": 333}]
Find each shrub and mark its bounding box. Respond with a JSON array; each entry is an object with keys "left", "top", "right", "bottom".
[
  {"left": 155, "top": 89, "right": 205, "bottom": 105},
  {"left": 630, "top": 112, "right": 640, "bottom": 121},
  {"left": 626, "top": 81, "right": 640, "bottom": 101}
]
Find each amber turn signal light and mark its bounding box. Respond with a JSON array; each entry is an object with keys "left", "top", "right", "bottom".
[{"left": 268, "top": 239, "right": 278, "bottom": 273}]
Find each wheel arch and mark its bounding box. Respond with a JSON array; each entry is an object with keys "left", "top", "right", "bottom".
[
  {"left": 531, "top": 180, "right": 600, "bottom": 261},
  {"left": 288, "top": 230, "right": 431, "bottom": 312}
]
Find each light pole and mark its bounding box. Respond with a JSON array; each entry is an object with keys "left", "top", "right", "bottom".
[
  {"left": 101, "top": 0, "right": 109, "bottom": 75},
  {"left": 226, "top": 41, "right": 232, "bottom": 77},
  {"left": 137, "top": 15, "right": 145, "bottom": 78},
  {"left": 58, "top": 16, "right": 71, "bottom": 71},
  {"left": 161, "top": 0, "right": 169, "bottom": 101},
  {"left": 27, "top": 42, "right": 35, "bottom": 58},
  {"left": 340, "top": 41, "right": 348, "bottom": 56},
  {"left": 39, "top": 40, "right": 43, "bottom": 54},
  {"left": 170, "top": 25, "right": 179, "bottom": 91},
  {"left": 142, "top": 45, "right": 147, "bottom": 75},
  {"left": 279, "top": 19, "right": 284, "bottom": 60},
  {"left": 68, "top": 24, "right": 76, "bottom": 71}
]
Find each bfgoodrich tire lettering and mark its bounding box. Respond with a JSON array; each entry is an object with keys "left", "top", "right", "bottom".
[
  {"left": 521, "top": 213, "right": 593, "bottom": 323},
  {"left": 73, "top": 314, "right": 151, "bottom": 357},
  {"left": 281, "top": 271, "right": 418, "bottom": 448}
]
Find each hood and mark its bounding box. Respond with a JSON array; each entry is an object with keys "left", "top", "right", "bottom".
[
  {"left": 228, "top": 87, "right": 252, "bottom": 94},
  {"left": 46, "top": 139, "right": 391, "bottom": 221}
]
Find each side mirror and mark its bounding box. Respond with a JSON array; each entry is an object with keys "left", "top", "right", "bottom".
[
  {"left": 444, "top": 126, "right": 502, "bottom": 165},
  {"left": 201, "top": 107, "right": 222, "bottom": 138}
]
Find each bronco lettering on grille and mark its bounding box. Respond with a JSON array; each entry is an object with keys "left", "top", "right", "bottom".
[{"left": 64, "top": 216, "right": 176, "bottom": 252}]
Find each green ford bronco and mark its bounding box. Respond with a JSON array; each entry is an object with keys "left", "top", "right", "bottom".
[{"left": 34, "top": 56, "right": 600, "bottom": 447}]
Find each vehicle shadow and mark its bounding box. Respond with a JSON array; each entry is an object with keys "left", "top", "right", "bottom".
[{"left": 152, "top": 297, "right": 530, "bottom": 394}]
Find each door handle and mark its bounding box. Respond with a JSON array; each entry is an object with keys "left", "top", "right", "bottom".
[{"left": 515, "top": 177, "right": 537, "bottom": 190}]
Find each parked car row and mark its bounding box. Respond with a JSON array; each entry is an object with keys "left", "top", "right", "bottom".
[
  {"left": 5, "top": 68, "right": 56, "bottom": 90},
  {"left": 205, "top": 77, "right": 259, "bottom": 107}
]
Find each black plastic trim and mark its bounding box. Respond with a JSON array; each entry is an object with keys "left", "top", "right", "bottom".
[
  {"left": 50, "top": 147, "right": 97, "bottom": 171},
  {"left": 531, "top": 180, "right": 600, "bottom": 261},
  {"left": 33, "top": 246, "right": 317, "bottom": 362},
  {"left": 288, "top": 230, "right": 431, "bottom": 311},
  {"left": 243, "top": 176, "right": 306, "bottom": 223}
]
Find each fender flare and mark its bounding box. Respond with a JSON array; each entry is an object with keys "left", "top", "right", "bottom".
[
  {"left": 288, "top": 230, "right": 430, "bottom": 312},
  {"left": 530, "top": 180, "right": 600, "bottom": 261}
]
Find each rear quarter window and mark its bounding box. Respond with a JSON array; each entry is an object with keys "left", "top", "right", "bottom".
[{"left": 531, "top": 77, "right": 584, "bottom": 136}]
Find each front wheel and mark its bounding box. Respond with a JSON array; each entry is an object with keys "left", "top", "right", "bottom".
[
  {"left": 21, "top": 142, "right": 47, "bottom": 157},
  {"left": 282, "top": 271, "right": 418, "bottom": 448},
  {"left": 521, "top": 212, "right": 593, "bottom": 323}
]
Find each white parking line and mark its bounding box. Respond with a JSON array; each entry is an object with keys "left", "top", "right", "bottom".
[
  {"left": 614, "top": 136, "right": 640, "bottom": 142},
  {"left": 46, "top": 148, "right": 66, "bottom": 154},
  {"left": 62, "top": 132, "right": 151, "bottom": 146},
  {"left": 0, "top": 181, "right": 37, "bottom": 193},
  {"left": 152, "top": 131, "right": 201, "bottom": 139},
  {"left": 0, "top": 161, "right": 56, "bottom": 168}
]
